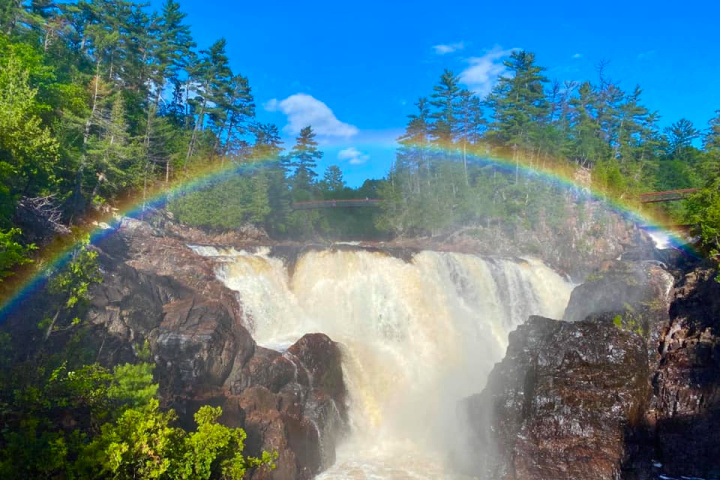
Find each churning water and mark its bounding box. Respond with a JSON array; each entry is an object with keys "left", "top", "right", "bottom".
[{"left": 190, "top": 246, "right": 573, "bottom": 479}]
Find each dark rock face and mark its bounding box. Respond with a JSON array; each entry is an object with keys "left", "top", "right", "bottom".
[
  {"left": 458, "top": 258, "right": 720, "bottom": 480},
  {"left": 563, "top": 261, "right": 674, "bottom": 372},
  {"left": 12, "top": 219, "right": 347, "bottom": 480},
  {"left": 231, "top": 334, "right": 348, "bottom": 480},
  {"left": 563, "top": 261, "right": 673, "bottom": 324},
  {"left": 457, "top": 315, "right": 650, "bottom": 480},
  {"left": 645, "top": 264, "right": 720, "bottom": 479}
]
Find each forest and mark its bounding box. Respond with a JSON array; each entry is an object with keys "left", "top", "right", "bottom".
[
  {"left": 1, "top": 0, "right": 720, "bottom": 476},
  {"left": 1, "top": 0, "right": 720, "bottom": 265}
]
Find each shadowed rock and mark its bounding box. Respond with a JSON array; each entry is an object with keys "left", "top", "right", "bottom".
[
  {"left": 457, "top": 315, "right": 650, "bottom": 480},
  {"left": 46, "top": 219, "right": 347, "bottom": 480}
]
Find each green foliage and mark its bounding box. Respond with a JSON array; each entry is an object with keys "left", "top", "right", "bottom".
[
  {"left": 0, "top": 345, "right": 273, "bottom": 479},
  {"left": 48, "top": 241, "right": 102, "bottom": 310},
  {"left": 108, "top": 363, "right": 158, "bottom": 410},
  {"left": 0, "top": 227, "right": 35, "bottom": 279},
  {"left": 686, "top": 177, "right": 720, "bottom": 254},
  {"left": 43, "top": 240, "right": 102, "bottom": 339},
  {"left": 0, "top": 41, "right": 59, "bottom": 219},
  {"left": 169, "top": 169, "right": 273, "bottom": 231},
  {"left": 284, "top": 126, "right": 322, "bottom": 191},
  {"left": 80, "top": 399, "right": 274, "bottom": 480}
]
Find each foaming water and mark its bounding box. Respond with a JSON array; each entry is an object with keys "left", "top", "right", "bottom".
[{"left": 190, "top": 246, "right": 573, "bottom": 478}]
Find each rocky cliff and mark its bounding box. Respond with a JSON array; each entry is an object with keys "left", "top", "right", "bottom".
[
  {"left": 458, "top": 314, "right": 650, "bottom": 480},
  {"left": 4, "top": 218, "right": 348, "bottom": 480},
  {"left": 457, "top": 257, "right": 720, "bottom": 480}
]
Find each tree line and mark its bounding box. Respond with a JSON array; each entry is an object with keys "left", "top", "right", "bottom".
[
  {"left": 2, "top": 0, "right": 720, "bottom": 263},
  {"left": 377, "top": 52, "right": 720, "bottom": 241}
]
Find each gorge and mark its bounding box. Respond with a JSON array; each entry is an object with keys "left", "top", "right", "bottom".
[
  {"left": 191, "top": 245, "right": 572, "bottom": 479},
  {"left": 2, "top": 212, "right": 718, "bottom": 480}
]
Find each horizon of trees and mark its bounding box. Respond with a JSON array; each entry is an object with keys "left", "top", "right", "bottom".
[{"left": 0, "top": 0, "right": 719, "bottom": 261}]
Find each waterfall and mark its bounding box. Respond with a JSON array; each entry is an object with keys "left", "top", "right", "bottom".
[{"left": 191, "top": 246, "right": 573, "bottom": 479}]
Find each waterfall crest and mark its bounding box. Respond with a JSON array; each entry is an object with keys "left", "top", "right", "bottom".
[{"left": 191, "top": 246, "right": 572, "bottom": 479}]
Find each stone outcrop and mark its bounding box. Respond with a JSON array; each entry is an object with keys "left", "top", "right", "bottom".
[
  {"left": 457, "top": 315, "right": 650, "bottom": 480},
  {"left": 457, "top": 258, "right": 720, "bottom": 480},
  {"left": 644, "top": 263, "right": 720, "bottom": 479},
  {"left": 563, "top": 260, "right": 674, "bottom": 372},
  {"left": 227, "top": 334, "right": 348, "bottom": 480},
  {"left": 8, "top": 218, "right": 347, "bottom": 480}
]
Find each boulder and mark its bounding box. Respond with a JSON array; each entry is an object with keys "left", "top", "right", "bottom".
[
  {"left": 457, "top": 315, "right": 650, "bottom": 480},
  {"left": 228, "top": 334, "right": 348, "bottom": 480}
]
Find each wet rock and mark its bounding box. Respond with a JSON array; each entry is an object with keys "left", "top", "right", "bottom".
[
  {"left": 563, "top": 260, "right": 674, "bottom": 371},
  {"left": 288, "top": 333, "right": 347, "bottom": 406},
  {"left": 563, "top": 261, "right": 673, "bottom": 325},
  {"left": 645, "top": 264, "right": 720, "bottom": 479},
  {"left": 457, "top": 315, "right": 650, "bottom": 480},
  {"left": 227, "top": 334, "right": 348, "bottom": 479}
]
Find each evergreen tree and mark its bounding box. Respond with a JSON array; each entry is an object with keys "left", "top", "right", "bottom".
[
  {"left": 485, "top": 50, "right": 549, "bottom": 153},
  {"left": 86, "top": 94, "right": 139, "bottom": 202},
  {"left": 705, "top": 110, "right": 720, "bottom": 152},
  {"left": 209, "top": 73, "right": 255, "bottom": 161},
  {"left": 455, "top": 89, "right": 486, "bottom": 184},
  {"left": 286, "top": 126, "right": 321, "bottom": 192},
  {"left": 485, "top": 50, "right": 548, "bottom": 182},
  {"left": 665, "top": 118, "right": 700, "bottom": 163},
  {"left": 429, "top": 69, "right": 462, "bottom": 145},
  {"left": 567, "top": 82, "right": 606, "bottom": 167},
  {"left": 151, "top": 0, "right": 195, "bottom": 105},
  {"left": 184, "top": 38, "right": 232, "bottom": 167},
  {"left": 321, "top": 165, "right": 345, "bottom": 194}
]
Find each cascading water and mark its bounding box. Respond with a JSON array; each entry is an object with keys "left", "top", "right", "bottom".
[{"left": 190, "top": 246, "right": 573, "bottom": 479}]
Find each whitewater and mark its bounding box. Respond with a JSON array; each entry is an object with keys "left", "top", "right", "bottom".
[{"left": 191, "top": 246, "right": 573, "bottom": 479}]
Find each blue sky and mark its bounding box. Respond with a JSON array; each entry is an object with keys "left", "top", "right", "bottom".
[{"left": 158, "top": 0, "right": 720, "bottom": 186}]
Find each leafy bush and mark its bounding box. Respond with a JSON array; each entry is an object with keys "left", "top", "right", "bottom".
[{"left": 0, "top": 227, "right": 35, "bottom": 279}]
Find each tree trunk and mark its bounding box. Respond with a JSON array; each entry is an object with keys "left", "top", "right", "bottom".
[
  {"left": 72, "top": 61, "right": 102, "bottom": 216},
  {"left": 463, "top": 141, "right": 469, "bottom": 186},
  {"left": 44, "top": 308, "right": 61, "bottom": 341},
  {"left": 184, "top": 96, "right": 207, "bottom": 171}
]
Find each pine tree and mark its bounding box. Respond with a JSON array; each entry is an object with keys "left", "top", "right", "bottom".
[
  {"left": 429, "top": 69, "right": 462, "bottom": 145},
  {"left": 87, "top": 94, "right": 138, "bottom": 202},
  {"left": 321, "top": 165, "right": 345, "bottom": 194},
  {"left": 455, "top": 89, "right": 486, "bottom": 183},
  {"left": 485, "top": 50, "right": 548, "bottom": 181},
  {"left": 704, "top": 110, "right": 720, "bottom": 152},
  {"left": 252, "top": 123, "right": 283, "bottom": 161},
  {"left": 568, "top": 82, "right": 606, "bottom": 167},
  {"left": 151, "top": 0, "right": 195, "bottom": 105},
  {"left": 209, "top": 73, "right": 255, "bottom": 162},
  {"left": 485, "top": 50, "right": 549, "bottom": 152},
  {"left": 184, "top": 38, "right": 232, "bottom": 167},
  {"left": 396, "top": 97, "right": 431, "bottom": 195},
  {"left": 665, "top": 118, "right": 700, "bottom": 163},
  {"left": 286, "top": 126, "right": 321, "bottom": 192}
]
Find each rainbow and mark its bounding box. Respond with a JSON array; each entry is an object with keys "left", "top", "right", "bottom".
[{"left": 0, "top": 146, "right": 699, "bottom": 319}]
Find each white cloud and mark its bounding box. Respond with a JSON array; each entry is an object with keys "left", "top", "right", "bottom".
[
  {"left": 459, "top": 45, "right": 517, "bottom": 98},
  {"left": 264, "top": 93, "right": 358, "bottom": 138},
  {"left": 638, "top": 50, "right": 655, "bottom": 60},
  {"left": 572, "top": 53, "right": 583, "bottom": 59},
  {"left": 433, "top": 42, "right": 465, "bottom": 55},
  {"left": 338, "top": 147, "right": 370, "bottom": 165}
]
